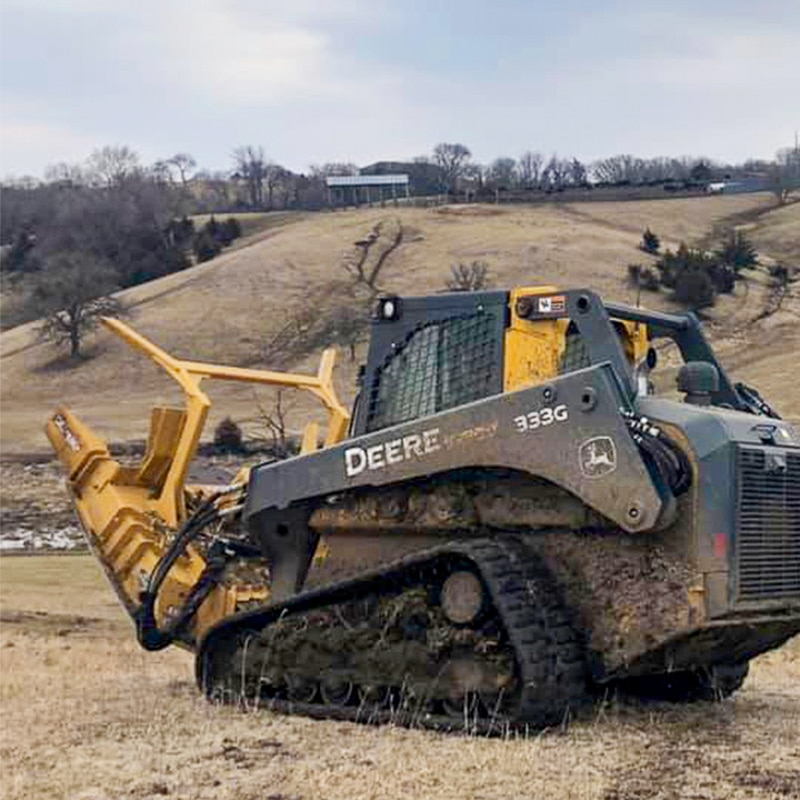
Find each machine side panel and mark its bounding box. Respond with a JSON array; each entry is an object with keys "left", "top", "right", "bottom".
[{"left": 246, "top": 364, "right": 668, "bottom": 533}]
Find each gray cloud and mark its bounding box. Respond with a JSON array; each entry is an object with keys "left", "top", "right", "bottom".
[{"left": 1, "top": 0, "right": 798, "bottom": 177}]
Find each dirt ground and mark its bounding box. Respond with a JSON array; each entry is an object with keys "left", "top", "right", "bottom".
[
  {"left": 0, "top": 460, "right": 82, "bottom": 550},
  {"left": 0, "top": 454, "right": 248, "bottom": 552},
  {"left": 0, "top": 556, "right": 798, "bottom": 800}
]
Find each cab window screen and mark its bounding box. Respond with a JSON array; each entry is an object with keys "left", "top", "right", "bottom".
[{"left": 365, "top": 310, "right": 502, "bottom": 432}]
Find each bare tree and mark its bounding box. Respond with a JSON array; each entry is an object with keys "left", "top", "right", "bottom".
[
  {"left": 252, "top": 389, "right": 295, "bottom": 458},
  {"left": 542, "top": 155, "right": 569, "bottom": 189},
  {"left": 433, "top": 143, "right": 472, "bottom": 193},
  {"left": 642, "top": 156, "right": 691, "bottom": 182},
  {"left": 462, "top": 162, "right": 487, "bottom": 193},
  {"left": 590, "top": 154, "right": 639, "bottom": 184},
  {"left": 488, "top": 157, "right": 518, "bottom": 189},
  {"left": 264, "top": 162, "right": 289, "bottom": 209},
  {"left": 232, "top": 145, "right": 267, "bottom": 208},
  {"left": 590, "top": 154, "right": 698, "bottom": 185},
  {"left": 768, "top": 165, "right": 796, "bottom": 205},
  {"left": 86, "top": 145, "right": 141, "bottom": 188},
  {"left": 277, "top": 170, "right": 299, "bottom": 209},
  {"left": 193, "top": 169, "right": 238, "bottom": 211},
  {"left": 769, "top": 145, "right": 800, "bottom": 205},
  {"left": 568, "top": 158, "right": 587, "bottom": 186},
  {"left": 166, "top": 153, "right": 197, "bottom": 187},
  {"left": 28, "top": 251, "right": 124, "bottom": 359},
  {"left": 518, "top": 151, "right": 544, "bottom": 187},
  {"left": 43, "top": 162, "right": 87, "bottom": 186},
  {"left": 446, "top": 261, "right": 491, "bottom": 292},
  {"left": 151, "top": 160, "right": 173, "bottom": 185}
]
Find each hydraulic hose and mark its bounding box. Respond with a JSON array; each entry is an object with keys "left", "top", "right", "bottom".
[
  {"left": 622, "top": 410, "right": 693, "bottom": 497},
  {"left": 136, "top": 486, "right": 244, "bottom": 651}
]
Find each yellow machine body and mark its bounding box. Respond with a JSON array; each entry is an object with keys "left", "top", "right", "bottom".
[{"left": 504, "top": 285, "right": 649, "bottom": 392}]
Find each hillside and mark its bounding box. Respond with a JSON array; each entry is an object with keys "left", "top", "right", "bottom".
[{"left": 1, "top": 192, "right": 798, "bottom": 453}]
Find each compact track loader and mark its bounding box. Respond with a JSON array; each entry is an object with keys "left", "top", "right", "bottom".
[{"left": 47, "top": 287, "right": 800, "bottom": 731}]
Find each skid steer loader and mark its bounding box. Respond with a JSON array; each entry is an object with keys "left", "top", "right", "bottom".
[{"left": 47, "top": 286, "right": 800, "bottom": 731}]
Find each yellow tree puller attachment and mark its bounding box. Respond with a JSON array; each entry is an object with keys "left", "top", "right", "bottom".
[{"left": 46, "top": 317, "right": 351, "bottom": 651}]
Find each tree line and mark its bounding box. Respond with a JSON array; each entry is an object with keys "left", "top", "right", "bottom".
[
  {"left": 1, "top": 140, "right": 797, "bottom": 360},
  {"left": 5, "top": 140, "right": 799, "bottom": 220},
  {"left": 423, "top": 143, "right": 800, "bottom": 202},
  {"left": 219, "top": 143, "right": 800, "bottom": 204}
]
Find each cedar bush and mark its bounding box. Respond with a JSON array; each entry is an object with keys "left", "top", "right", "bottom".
[
  {"left": 674, "top": 269, "right": 716, "bottom": 310},
  {"left": 641, "top": 227, "right": 660, "bottom": 254},
  {"left": 717, "top": 231, "right": 758, "bottom": 273},
  {"left": 708, "top": 263, "right": 735, "bottom": 294},
  {"left": 768, "top": 264, "right": 794, "bottom": 286},
  {"left": 213, "top": 416, "right": 244, "bottom": 453},
  {"left": 655, "top": 242, "right": 739, "bottom": 309},
  {"left": 223, "top": 216, "right": 242, "bottom": 242},
  {"left": 193, "top": 229, "right": 221, "bottom": 263}
]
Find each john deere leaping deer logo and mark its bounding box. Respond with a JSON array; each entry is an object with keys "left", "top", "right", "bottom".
[{"left": 579, "top": 436, "right": 617, "bottom": 478}]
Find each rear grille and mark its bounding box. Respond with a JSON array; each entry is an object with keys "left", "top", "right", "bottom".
[{"left": 736, "top": 445, "right": 800, "bottom": 602}]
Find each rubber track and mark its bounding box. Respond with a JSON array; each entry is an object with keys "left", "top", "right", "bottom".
[{"left": 197, "top": 535, "right": 588, "bottom": 732}]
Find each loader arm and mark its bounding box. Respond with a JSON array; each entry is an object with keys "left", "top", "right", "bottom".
[{"left": 46, "top": 318, "right": 351, "bottom": 649}]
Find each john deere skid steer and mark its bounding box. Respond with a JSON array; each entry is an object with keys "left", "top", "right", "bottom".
[{"left": 47, "top": 287, "right": 800, "bottom": 730}]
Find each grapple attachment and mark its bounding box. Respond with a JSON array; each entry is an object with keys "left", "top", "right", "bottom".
[{"left": 46, "top": 317, "right": 351, "bottom": 649}]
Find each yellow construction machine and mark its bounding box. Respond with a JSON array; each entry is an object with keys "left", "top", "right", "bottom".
[{"left": 48, "top": 286, "right": 800, "bottom": 730}]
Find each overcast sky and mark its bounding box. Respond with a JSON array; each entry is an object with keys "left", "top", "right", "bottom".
[{"left": 1, "top": 0, "right": 798, "bottom": 178}]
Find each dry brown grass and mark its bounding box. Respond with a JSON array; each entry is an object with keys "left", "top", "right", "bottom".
[
  {"left": 546, "top": 194, "right": 778, "bottom": 248},
  {"left": 3, "top": 192, "right": 798, "bottom": 454},
  {"left": 742, "top": 200, "right": 800, "bottom": 266},
  {"left": 0, "top": 555, "right": 798, "bottom": 800}
]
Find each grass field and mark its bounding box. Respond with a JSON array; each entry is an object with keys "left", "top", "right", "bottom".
[
  {"left": 1, "top": 194, "right": 800, "bottom": 799},
  {"left": 0, "top": 555, "right": 798, "bottom": 800},
  {"left": 1, "top": 193, "right": 798, "bottom": 453}
]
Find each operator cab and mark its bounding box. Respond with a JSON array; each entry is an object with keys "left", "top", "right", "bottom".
[{"left": 353, "top": 286, "right": 657, "bottom": 437}]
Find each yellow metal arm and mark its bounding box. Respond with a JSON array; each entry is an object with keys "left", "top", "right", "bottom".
[{"left": 100, "top": 317, "right": 350, "bottom": 527}]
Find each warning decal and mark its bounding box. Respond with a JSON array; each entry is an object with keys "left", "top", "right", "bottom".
[{"left": 537, "top": 295, "right": 566, "bottom": 314}]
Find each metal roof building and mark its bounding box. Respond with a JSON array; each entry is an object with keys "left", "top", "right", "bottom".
[
  {"left": 325, "top": 174, "right": 409, "bottom": 187},
  {"left": 325, "top": 174, "right": 410, "bottom": 207}
]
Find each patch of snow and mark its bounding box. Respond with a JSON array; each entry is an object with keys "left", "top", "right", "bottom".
[{"left": 0, "top": 524, "right": 85, "bottom": 551}]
